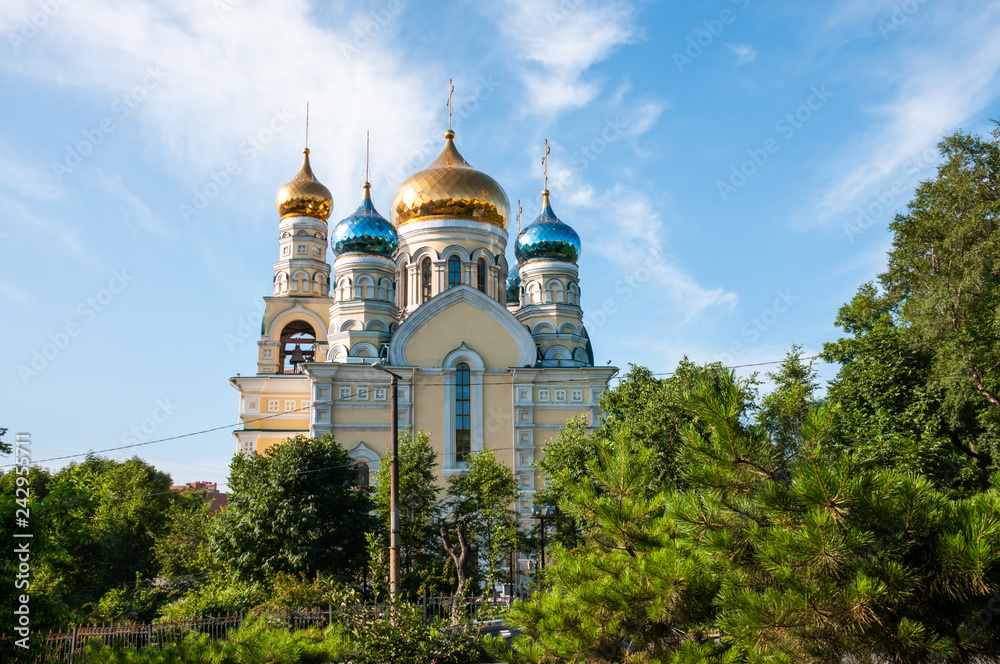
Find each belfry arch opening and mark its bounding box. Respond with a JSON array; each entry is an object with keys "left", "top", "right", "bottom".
[{"left": 279, "top": 320, "right": 316, "bottom": 373}]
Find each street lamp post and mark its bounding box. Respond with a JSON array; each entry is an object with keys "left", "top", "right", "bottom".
[
  {"left": 372, "top": 360, "right": 402, "bottom": 601},
  {"left": 531, "top": 505, "right": 556, "bottom": 571}
]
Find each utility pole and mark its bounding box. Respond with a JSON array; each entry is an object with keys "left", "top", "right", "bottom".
[{"left": 373, "top": 361, "right": 402, "bottom": 600}]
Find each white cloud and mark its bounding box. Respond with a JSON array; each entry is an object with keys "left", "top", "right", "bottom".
[
  {"left": 726, "top": 43, "right": 757, "bottom": 66},
  {"left": 0, "top": 0, "right": 442, "bottom": 206},
  {"left": 567, "top": 183, "right": 738, "bottom": 319},
  {"left": 0, "top": 281, "right": 30, "bottom": 304},
  {"left": 799, "top": 2, "right": 1000, "bottom": 231},
  {"left": 492, "top": 0, "right": 637, "bottom": 113}
]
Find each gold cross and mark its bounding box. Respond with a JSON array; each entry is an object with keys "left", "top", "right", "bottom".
[
  {"left": 447, "top": 79, "right": 455, "bottom": 131},
  {"left": 305, "top": 102, "right": 309, "bottom": 150},
  {"left": 517, "top": 200, "right": 522, "bottom": 233},
  {"left": 542, "top": 139, "right": 550, "bottom": 192},
  {"left": 365, "top": 130, "right": 370, "bottom": 183}
]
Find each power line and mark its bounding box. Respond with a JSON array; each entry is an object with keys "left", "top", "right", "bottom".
[{"left": 0, "top": 354, "right": 834, "bottom": 469}]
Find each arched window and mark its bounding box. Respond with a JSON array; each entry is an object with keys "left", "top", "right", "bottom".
[
  {"left": 278, "top": 321, "right": 316, "bottom": 373},
  {"left": 421, "top": 258, "right": 433, "bottom": 301},
  {"left": 476, "top": 258, "right": 486, "bottom": 292},
  {"left": 455, "top": 362, "right": 471, "bottom": 462},
  {"left": 448, "top": 255, "right": 462, "bottom": 289},
  {"left": 356, "top": 462, "right": 370, "bottom": 487},
  {"left": 400, "top": 263, "right": 408, "bottom": 307}
]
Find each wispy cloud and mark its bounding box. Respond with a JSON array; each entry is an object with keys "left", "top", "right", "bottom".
[
  {"left": 566, "top": 183, "right": 738, "bottom": 319},
  {"left": 491, "top": 0, "right": 637, "bottom": 114},
  {"left": 0, "top": 0, "right": 441, "bottom": 203},
  {"left": 799, "top": 2, "right": 1000, "bottom": 231},
  {"left": 726, "top": 43, "right": 757, "bottom": 66}
]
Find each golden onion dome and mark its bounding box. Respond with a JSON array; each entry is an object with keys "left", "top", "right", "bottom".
[
  {"left": 390, "top": 130, "right": 510, "bottom": 228},
  {"left": 275, "top": 148, "right": 333, "bottom": 221}
]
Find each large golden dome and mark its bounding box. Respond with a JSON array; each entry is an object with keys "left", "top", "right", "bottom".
[
  {"left": 275, "top": 149, "right": 333, "bottom": 221},
  {"left": 390, "top": 130, "right": 510, "bottom": 228}
]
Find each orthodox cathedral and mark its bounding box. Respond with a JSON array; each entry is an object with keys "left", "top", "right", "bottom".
[{"left": 230, "top": 125, "right": 617, "bottom": 532}]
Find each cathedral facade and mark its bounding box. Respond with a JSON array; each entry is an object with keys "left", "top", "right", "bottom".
[{"left": 230, "top": 127, "right": 617, "bottom": 532}]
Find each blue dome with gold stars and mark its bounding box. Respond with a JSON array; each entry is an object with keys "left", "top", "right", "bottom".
[
  {"left": 514, "top": 190, "right": 580, "bottom": 264},
  {"left": 331, "top": 183, "right": 398, "bottom": 258}
]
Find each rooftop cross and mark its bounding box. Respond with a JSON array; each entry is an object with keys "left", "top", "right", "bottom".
[{"left": 447, "top": 79, "right": 454, "bottom": 131}]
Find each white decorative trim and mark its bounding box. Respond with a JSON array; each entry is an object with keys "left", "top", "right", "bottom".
[
  {"left": 441, "top": 344, "right": 485, "bottom": 470},
  {"left": 531, "top": 322, "right": 556, "bottom": 335},
  {"left": 265, "top": 303, "right": 329, "bottom": 341},
  {"left": 441, "top": 244, "right": 472, "bottom": 262},
  {"left": 348, "top": 441, "right": 382, "bottom": 486},
  {"left": 545, "top": 345, "right": 571, "bottom": 360},
  {"left": 388, "top": 285, "right": 536, "bottom": 367},
  {"left": 350, "top": 342, "right": 379, "bottom": 357}
]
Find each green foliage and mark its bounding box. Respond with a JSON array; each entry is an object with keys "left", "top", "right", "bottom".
[
  {"left": 0, "top": 426, "right": 9, "bottom": 455},
  {"left": 755, "top": 344, "right": 818, "bottom": 458},
  {"left": 82, "top": 615, "right": 352, "bottom": 664},
  {"left": 822, "top": 283, "right": 984, "bottom": 494},
  {"left": 156, "top": 574, "right": 266, "bottom": 621},
  {"left": 880, "top": 126, "right": 1000, "bottom": 471},
  {"left": 0, "top": 455, "right": 182, "bottom": 626},
  {"left": 94, "top": 573, "right": 169, "bottom": 624},
  {"left": 254, "top": 572, "right": 347, "bottom": 612},
  {"left": 445, "top": 447, "right": 523, "bottom": 591},
  {"left": 373, "top": 428, "right": 449, "bottom": 596},
  {"left": 509, "top": 368, "right": 1000, "bottom": 663},
  {"left": 537, "top": 361, "right": 759, "bottom": 549},
  {"left": 209, "top": 434, "right": 374, "bottom": 583},
  {"left": 154, "top": 491, "right": 215, "bottom": 580},
  {"left": 346, "top": 601, "right": 484, "bottom": 664}
]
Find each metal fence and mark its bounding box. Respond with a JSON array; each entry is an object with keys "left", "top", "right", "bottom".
[{"left": 8, "top": 593, "right": 516, "bottom": 662}]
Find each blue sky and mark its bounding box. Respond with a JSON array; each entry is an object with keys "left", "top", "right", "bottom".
[{"left": 3, "top": 0, "right": 1000, "bottom": 488}]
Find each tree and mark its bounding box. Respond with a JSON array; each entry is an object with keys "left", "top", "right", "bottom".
[
  {"left": 0, "top": 455, "right": 181, "bottom": 626},
  {"left": 503, "top": 367, "right": 1000, "bottom": 663},
  {"left": 881, "top": 126, "right": 1000, "bottom": 468},
  {"left": 822, "top": 283, "right": 984, "bottom": 494},
  {"left": 537, "top": 360, "right": 758, "bottom": 546},
  {"left": 373, "top": 429, "right": 447, "bottom": 595},
  {"left": 154, "top": 493, "right": 215, "bottom": 580},
  {"left": 755, "top": 343, "right": 819, "bottom": 458},
  {"left": 210, "top": 434, "right": 374, "bottom": 583},
  {"left": 440, "top": 448, "right": 522, "bottom": 597},
  {"left": 0, "top": 427, "right": 10, "bottom": 455}
]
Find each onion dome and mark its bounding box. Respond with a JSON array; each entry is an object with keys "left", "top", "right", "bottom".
[
  {"left": 330, "top": 182, "right": 398, "bottom": 258},
  {"left": 275, "top": 149, "right": 333, "bottom": 221},
  {"left": 505, "top": 264, "right": 521, "bottom": 303},
  {"left": 514, "top": 190, "right": 581, "bottom": 264},
  {"left": 390, "top": 130, "right": 510, "bottom": 228}
]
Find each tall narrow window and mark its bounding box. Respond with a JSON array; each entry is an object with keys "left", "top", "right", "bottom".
[
  {"left": 448, "top": 255, "right": 462, "bottom": 288},
  {"left": 421, "top": 258, "right": 432, "bottom": 301},
  {"left": 476, "top": 258, "right": 486, "bottom": 292},
  {"left": 455, "top": 362, "right": 471, "bottom": 462},
  {"left": 356, "top": 462, "right": 370, "bottom": 487},
  {"left": 400, "top": 263, "right": 408, "bottom": 307}
]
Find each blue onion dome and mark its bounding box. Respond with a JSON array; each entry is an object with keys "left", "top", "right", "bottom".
[
  {"left": 514, "top": 190, "right": 581, "bottom": 264},
  {"left": 330, "top": 182, "right": 398, "bottom": 258},
  {"left": 505, "top": 264, "right": 521, "bottom": 303}
]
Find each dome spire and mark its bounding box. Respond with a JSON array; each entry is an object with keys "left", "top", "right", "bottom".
[
  {"left": 542, "top": 138, "right": 550, "bottom": 194},
  {"left": 447, "top": 79, "right": 455, "bottom": 132},
  {"left": 305, "top": 102, "right": 310, "bottom": 150},
  {"left": 330, "top": 136, "right": 398, "bottom": 259}
]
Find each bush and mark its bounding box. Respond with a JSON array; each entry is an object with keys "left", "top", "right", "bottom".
[
  {"left": 156, "top": 575, "right": 265, "bottom": 621},
  {"left": 82, "top": 615, "right": 352, "bottom": 663}
]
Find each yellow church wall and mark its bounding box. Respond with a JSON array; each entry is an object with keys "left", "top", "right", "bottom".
[
  {"left": 532, "top": 408, "right": 588, "bottom": 427},
  {"left": 412, "top": 385, "right": 445, "bottom": 444},
  {"left": 404, "top": 301, "right": 520, "bottom": 369}
]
